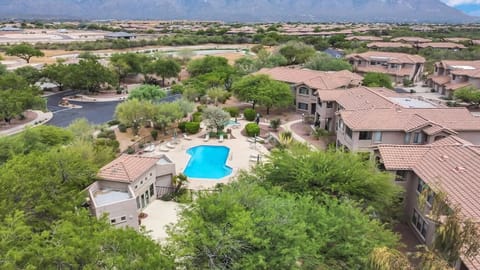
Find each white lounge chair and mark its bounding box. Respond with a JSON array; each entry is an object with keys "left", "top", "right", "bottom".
[
  {"left": 166, "top": 142, "right": 176, "bottom": 149},
  {"left": 158, "top": 145, "right": 170, "bottom": 152},
  {"left": 247, "top": 136, "right": 265, "bottom": 143},
  {"left": 218, "top": 134, "right": 224, "bottom": 143},
  {"left": 183, "top": 134, "right": 192, "bottom": 140},
  {"left": 203, "top": 134, "right": 210, "bottom": 142}
]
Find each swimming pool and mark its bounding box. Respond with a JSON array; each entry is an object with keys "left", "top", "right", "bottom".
[{"left": 183, "top": 145, "right": 233, "bottom": 179}]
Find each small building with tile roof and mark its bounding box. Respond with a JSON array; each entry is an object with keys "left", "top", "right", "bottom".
[
  {"left": 88, "top": 154, "right": 176, "bottom": 230},
  {"left": 374, "top": 137, "right": 480, "bottom": 270},
  {"left": 427, "top": 60, "right": 480, "bottom": 98}
]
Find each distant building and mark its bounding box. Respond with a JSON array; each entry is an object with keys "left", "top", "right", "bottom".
[
  {"left": 87, "top": 154, "right": 176, "bottom": 230},
  {"left": 104, "top": 31, "right": 136, "bottom": 40},
  {"left": 346, "top": 51, "right": 425, "bottom": 84},
  {"left": 427, "top": 60, "right": 480, "bottom": 97},
  {"left": 0, "top": 26, "right": 23, "bottom": 32}
]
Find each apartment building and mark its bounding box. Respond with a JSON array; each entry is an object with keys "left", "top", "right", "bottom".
[
  {"left": 87, "top": 154, "right": 176, "bottom": 230},
  {"left": 346, "top": 51, "right": 425, "bottom": 83},
  {"left": 374, "top": 137, "right": 480, "bottom": 270},
  {"left": 427, "top": 60, "right": 480, "bottom": 98},
  {"left": 256, "top": 67, "right": 363, "bottom": 115}
]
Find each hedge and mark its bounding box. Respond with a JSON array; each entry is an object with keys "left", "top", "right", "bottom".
[
  {"left": 224, "top": 107, "right": 240, "bottom": 117},
  {"left": 243, "top": 108, "right": 256, "bottom": 121},
  {"left": 185, "top": 122, "right": 201, "bottom": 134},
  {"left": 192, "top": 112, "right": 202, "bottom": 122},
  {"left": 245, "top": 123, "right": 260, "bottom": 137}
]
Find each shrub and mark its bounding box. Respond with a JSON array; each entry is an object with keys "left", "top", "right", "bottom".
[
  {"left": 118, "top": 123, "right": 127, "bottom": 133},
  {"left": 107, "top": 119, "right": 120, "bottom": 126},
  {"left": 151, "top": 130, "right": 158, "bottom": 141},
  {"left": 185, "top": 122, "right": 200, "bottom": 134},
  {"left": 197, "top": 105, "right": 207, "bottom": 112},
  {"left": 270, "top": 119, "right": 281, "bottom": 131},
  {"left": 245, "top": 123, "right": 260, "bottom": 137},
  {"left": 192, "top": 112, "right": 202, "bottom": 122},
  {"left": 178, "top": 121, "right": 187, "bottom": 133},
  {"left": 97, "top": 129, "right": 116, "bottom": 140},
  {"left": 126, "top": 147, "right": 135, "bottom": 154},
  {"left": 224, "top": 107, "right": 240, "bottom": 117},
  {"left": 243, "top": 108, "right": 256, "bottom": 121}
]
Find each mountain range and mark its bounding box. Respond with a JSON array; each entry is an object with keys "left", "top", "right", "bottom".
[{"left": 0, "top": 0, "right": 476, "bottom": 23}]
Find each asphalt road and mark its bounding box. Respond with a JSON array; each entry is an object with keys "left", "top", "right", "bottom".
[{"left": 46, "top": 91, "right": 121, "bottom": 127}]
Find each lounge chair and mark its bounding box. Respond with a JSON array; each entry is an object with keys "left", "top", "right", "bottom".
[
  {"left": 166, "top": 142, "right": 176, "bottom": 149},
  {"left": 183, "top": 134, "right": 192, "bottom": 140},
  {"left": 218, "top": 134, "right": 224, "bottom": 143},
  {"left": 203, "top": 134, "right": 210, "bottom": 142},
  {"left": 247, "top": 136, "right": 265, "bottom": 143},
  {"left": 158, "top": 145, "right": 170, "bottom": 152}
]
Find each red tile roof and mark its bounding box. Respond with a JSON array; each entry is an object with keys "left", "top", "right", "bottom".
[
  {"left": 346, "top": 51, "right": 426, "bottom": 64},
  {"left": 97, "top": 154, "right": 160, "bottom": 183}
]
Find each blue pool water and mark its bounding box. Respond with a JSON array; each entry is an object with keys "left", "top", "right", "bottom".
[
  {"left": 183, "top": 145, "right": 233, "bottom": 179},
  {"left": 225, "top": 119, "right": 240, "bottom": 127}
]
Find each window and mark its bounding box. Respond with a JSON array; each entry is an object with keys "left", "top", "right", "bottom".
[
  {"left": 326, "top": 102, "right": 334, "bottom": 108},
  {"left": 373, "top": 131, "right": 382, "bottom": 142},
  {"left": 317, "top": 98, "right": 323, "bottom": 107},
  {"left": 359, "top": 131, "right": 372, "bottom": 140},
  {"left": 345, "top": 126, "right": 353, "bottom": 139},
  {"left": 404, "top": 133, "right": 411, "bottom": 144},
  {"left": 417, "top": 178, "right": 426, "bottom": 193},
  {"left": 297, "top": 102, "right": 308, "bottom": 110},
  {"left": 110, "top": 218, "right": 117, "bottom": 224},
  {"left": 136, "top": 197, "right": 141, "bottom": 209},
  {"left": 413, "top": 132, "right": 423, "bottom": 144},
  {"left": 150, "top": 172, "right": 153, "bottom": 176},
  {"left": 452, "top": 74, "right": 456, "bottom": 80},
  {"left": 134, "top": 185, "right": 138, "bottom": 189},
  {"left": 149, "top": 184, "right": 154, "bottom": 197},
  {"left": 121, "top": 216, "right": 127, "bottom": 221},
  {"left": 411, "top": 209, "right": 428, "bottom": 239},
  {"left": 140, "top": 180, "right": 143, "bottom": 185},
  {"left": 298, "top": 87, "right": 309, "bottom": 95}
]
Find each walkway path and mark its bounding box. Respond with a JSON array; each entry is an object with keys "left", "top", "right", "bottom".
[
  {"left": 0, "top": 110, "right": 53, "bottom": 137},
  {"left": 281, "top": 119, "right": 318, "bottom": 150}
]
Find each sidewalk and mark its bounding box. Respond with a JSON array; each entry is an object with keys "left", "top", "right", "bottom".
[
  {"left": 281, "top": 119, "right": 318, "bottom": 150},
  {"left": 0, "top": 110, "right": 53, "bottom": 137}
]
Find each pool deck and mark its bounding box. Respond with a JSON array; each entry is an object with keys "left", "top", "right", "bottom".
[{"left": 144, "top": 119, "right": 269, "bottom": 190}]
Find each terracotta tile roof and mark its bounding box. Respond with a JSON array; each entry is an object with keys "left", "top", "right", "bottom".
[
  {"left": 347, "top": 51, "right": 426, "bottom": 64},
  {"left": 333, "top": 87, "right": 396, "bottom": 110},
  {"left": 428, "top": 75, "right": 451, "bottom": 85},
  {"left": 377, "top": 136, "right": 480, "bottom": 223},
  {"left": 391, "top": 36, "right": 432, "bottom": 43},
  {"left": 443, "top": 37, "right": 471, "bottom": 43},
  {"left": 354, "top": 65, "right": 415, "bottom": 77},
  {"left": 340, "top": 108, "right": 480, "bottom": 132},
  {"left": 422, "top": 124, "right": 457, "bottom": 136},
  {"left": 444, "top": 82, "right": 472, "bottom": 91},
  {"left": 97, "top": 154, "right": 160, "bottom": 183},
  {"left": 367, "top": 42, "right": 413, "bottom": 49},
  {"left": 418, "top": 42, "right": 466, "bottom": 49},
  {"left": 346, "top": 36, "right": 383, "bottom": 42},
  {"left": 462, "top": 255, "right": 480, "bottom": 270},
  {"left": 256, "top": 67, "right": 362, "bottom": 90}
]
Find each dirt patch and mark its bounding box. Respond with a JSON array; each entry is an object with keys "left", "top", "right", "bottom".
[
  {"left": 114, "top": 126, "right": 183, "bottom": 152},
  {"left": 0, "top": 111, "right": 37, "bottom": 131},
  {"left": 290, "top": 122, "right": 333, "bottom": 150}
]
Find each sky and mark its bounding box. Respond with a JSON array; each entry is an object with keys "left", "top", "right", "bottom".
[{"left": 441, "top": 0, "right": 480, "bottom": 16}]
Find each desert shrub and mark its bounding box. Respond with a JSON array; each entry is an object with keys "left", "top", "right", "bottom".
[
  {"left": 270, "top": 118, "right": 281, "bottom": 131},
  {"left": 192, "top": 112, "right": 202, "bottom": 122},
  {"left": 126, "top": 146, "right": 135, "bottom": 154},
  {"left": 118, "top": 123, "right": 127, "bottom": 132},
  {"left": 223, "top": 107, "right": 240, "bottom": 117},
  {"left": 185, "top": 122, "right": 200, "bottom": 134},
  {"left": 151, "top": 130, "right": 158, "bottom": 141},
  {"left": 243, "top": 108, "right": 256, "bottom": 121},
  {"left": 107, "top": 119, "right": 120, "bottom": 126},
  {"left": 197, "top": 105, "right": 207, "bottom": 112},
  {"left": 178, "top": 121, "right": 187, "bottom": 133},
  {"left": 245, "top": 123, "right": 260, "bottom": 137},
  {"left": 97, "top": 129, "right": 116, "bottom": 140}
]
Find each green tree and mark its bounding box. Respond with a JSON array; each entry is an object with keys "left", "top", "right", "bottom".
[
  {"left": 304, "top": 53, "right": 353, "bottom": 71},
  {"left": 67, "top": 118, "right": 95, "bottom": 141},
  {"left": 6, "top": 43, "right": 44, "bottom": 63},
  {"left": 256, "top": 49, "right": 288, "bottom": 68},
  {"left": 202, "top": 106, "right": 230, "bottom": 133},
  {"left": 0, "top": 87, "right": 45, "bottom": 124},
  {"left": 278, "top": 41, "right": 316, "bottom": 65},
  {"left": 232, "top": 74, "right": 293, "bottom": 114},
  {"left": 114, "top": 99, "right": 153, "bottom": 135},
  {"left": 206, "top": 87, "right": 229, "bottom": 105},
  {"left": 0, "top": 72, "right": 30, "bottom": 90},
  {"left": 109, "top": 52, "right": 150, "bottom": 84},
  {"left": 167, "top": 180, "right": 400, "bottom": 270},
  {"left": 42, "top": 62, "right": 70, "bottom": 91},
  {"left": 454, "top": 86, "right": 480, "bottom": 107},
  {"left": 66, "top": 59, "right": 118, "bottom": 92},
  {"left": 234, "top": 57, "right": 259, "bottom": 75},
  {"left": 363, "top": 72, "right": 394, "bottom": 89},
  {"left": 148, "top": 57, "right": 181, "bottom": 86},
  {"left": 13, "top": 66, "right": 42, "bottom": 85},
  {"left": 187, "top": 56, "right": 230, "bottom": 77},
  {"left": 77, "top": 51, "right": 99, "bottom": 60},
  {"left": 254, "top": 145, "right": 403, "bottom": 220},
  {"left": 151, "top": 102, "right": 184, "bottom": 134},
  {"left": 128, "top": 84, "right": 167, "bottom": 102}
]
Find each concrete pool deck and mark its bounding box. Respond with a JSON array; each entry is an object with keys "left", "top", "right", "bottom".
[{"left": 144, "top": 119, "right": 270, "bottom": 190}]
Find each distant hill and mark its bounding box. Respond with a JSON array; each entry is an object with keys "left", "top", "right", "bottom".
[{"left": 0, "top": 0, "right": 476, "bottom": 23}]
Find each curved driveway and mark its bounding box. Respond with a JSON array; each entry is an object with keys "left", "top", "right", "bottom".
[{"left": 46, "top": 90, "right": 121, "bottom": 127}]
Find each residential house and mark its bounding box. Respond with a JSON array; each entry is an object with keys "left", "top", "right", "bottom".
[
  {"left": 104, "top": 31, "right": 136, "bottom": 40},
  {"left": 256, "top": 67, "right": 362, "bottom": 115},
  {"left": 374, "top": 137, "right": 480, "bottom": 270},
  {"left": 391, "top": 36, "right": 432, "bottom": 44},
  {"left": 417, "top": 42, "right": 466, "bottom": 50},
  {"left": 88, "top": 154, "right": 176, "bottom": 230},
  {"left": 366, "top": 42, "right": 413, "bottom": 49},
  {"left": 336, "top": 107, "right": 480, "bottom": 151},
  {"left": 346, "top": 51, "right": 426, "bottom": 84},
  {"left": 345, "top": 36, "right": 383, "bottom": 42},
  {"left": 427, "top": 60, "right": 480, "bottom": 97}
]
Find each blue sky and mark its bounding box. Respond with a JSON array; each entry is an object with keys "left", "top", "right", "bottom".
[{"left": 441, "top": 0, "right": 480, "bottom": 16}]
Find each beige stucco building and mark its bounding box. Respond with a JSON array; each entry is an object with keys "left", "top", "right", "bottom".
[
  {"left": 88, "top": 154, "right": 176, "bottom": 230},
  {"left": 427, "top": 60, "right": 480, "bottom": 98}
]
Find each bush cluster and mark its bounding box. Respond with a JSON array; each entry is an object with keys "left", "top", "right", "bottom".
[
  {"left": 185, "top": 122, "right": 200, "bottom": 134},
  {"left": 245, "top": 123, "right": 260, "bottom": 137},
  {"left": 243, "top": 108, "right": 256, "bottom": 121}
]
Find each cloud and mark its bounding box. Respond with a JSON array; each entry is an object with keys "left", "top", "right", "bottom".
[{"left": 441, "top": 0, "right": 480, "bottom": 6}]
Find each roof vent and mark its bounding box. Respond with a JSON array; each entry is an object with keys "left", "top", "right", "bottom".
[
  {"left": 454, "top": 166, "right": 466, "bottom": 173},
  {"left": 439, "top": 155, "right": 449, "bottom": 161}
]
